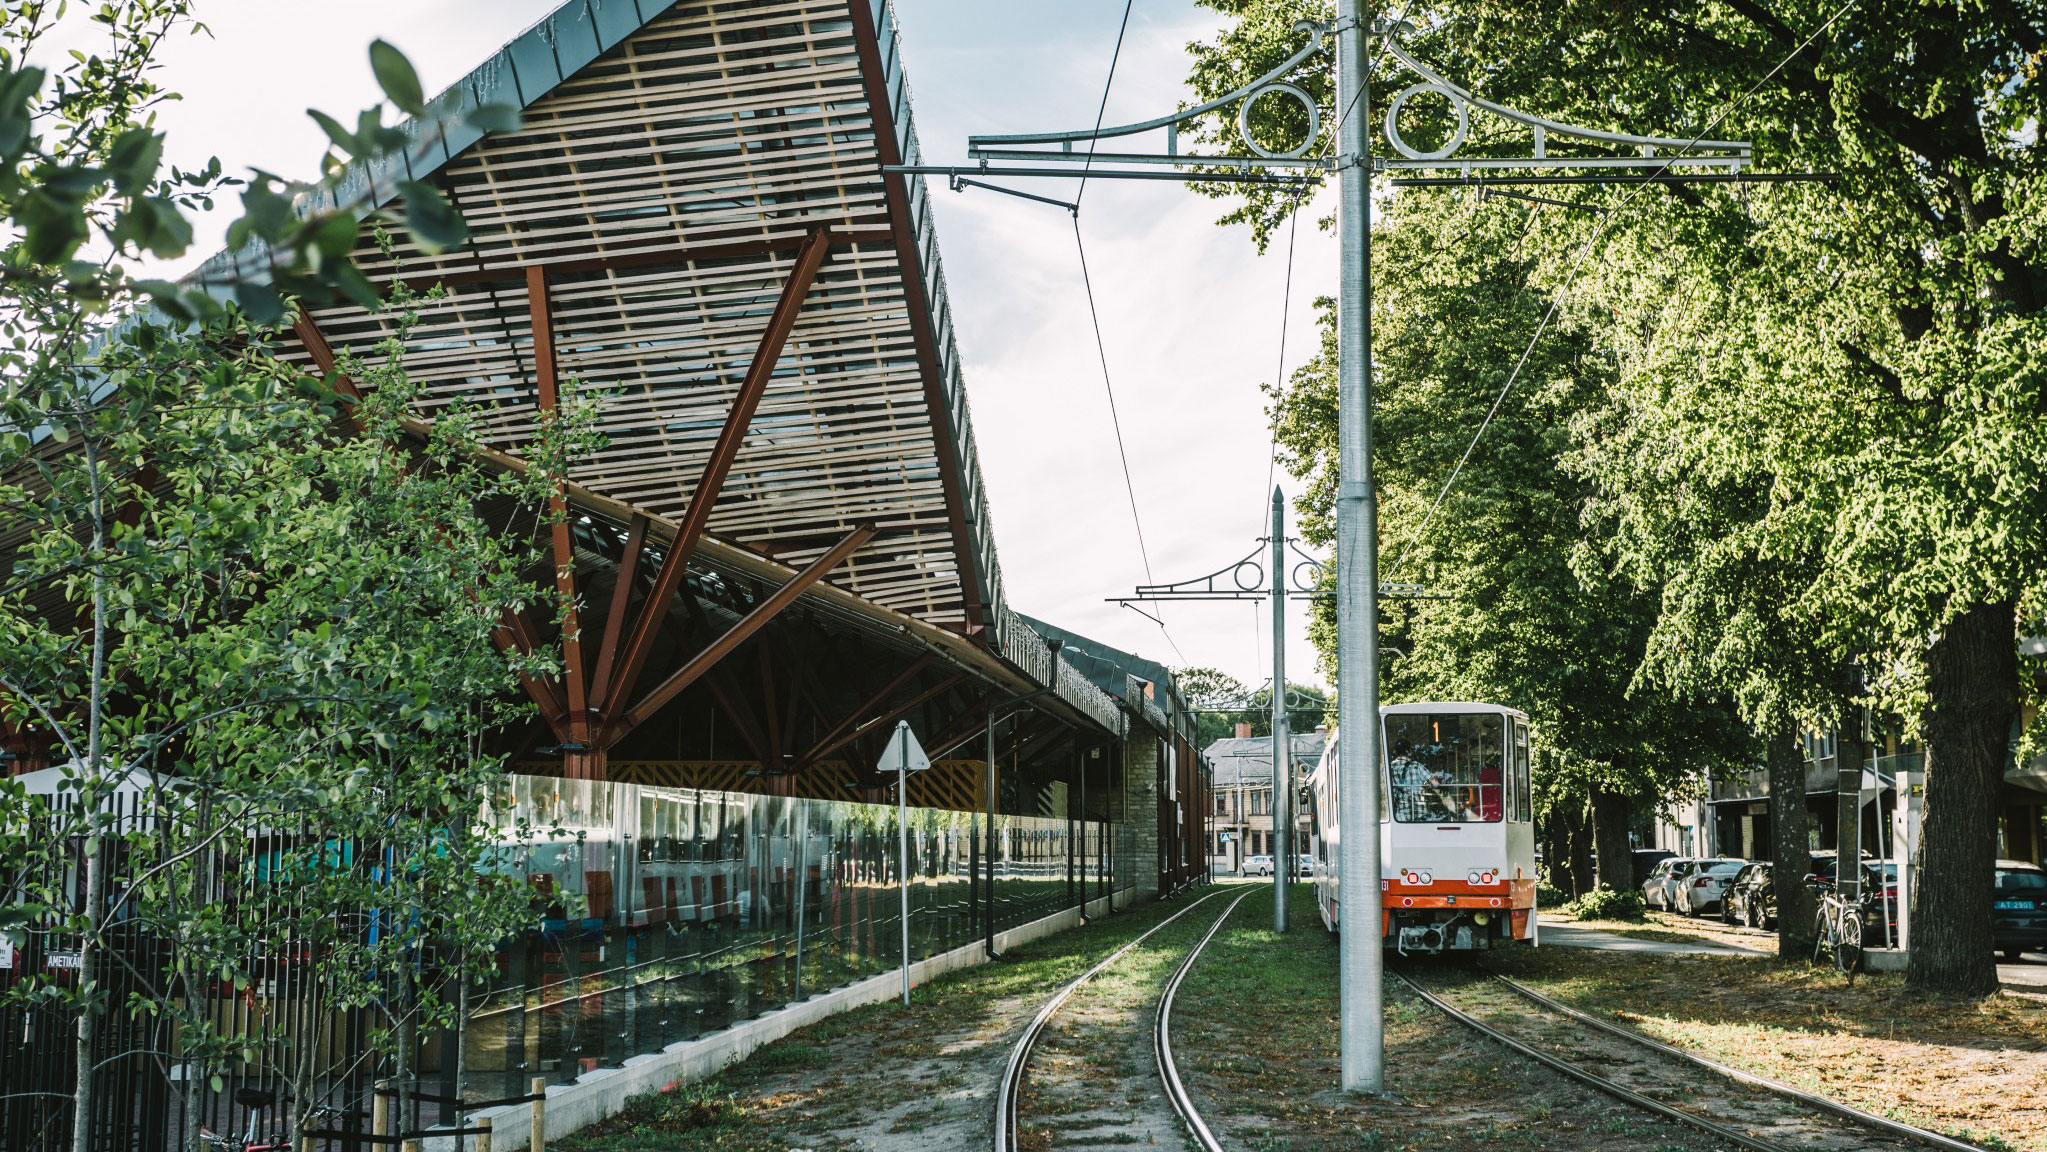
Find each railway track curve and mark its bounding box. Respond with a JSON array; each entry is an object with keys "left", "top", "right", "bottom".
[
  {"left": 994, "top": 887, "right": 1246, "bottom": 1152},
  {"left": 1396, "top": 966, "right": 1998, "bottom": 1152}
]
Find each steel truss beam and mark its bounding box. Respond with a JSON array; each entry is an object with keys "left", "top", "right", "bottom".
[
  {"left": 608, "top": 523, "right": 877, "bottom": 743},
  {"left": 601, "top": 227, "right": 838, "bottom": 733}
]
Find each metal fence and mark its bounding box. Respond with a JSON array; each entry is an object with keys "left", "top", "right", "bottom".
[{"left": 1, "top": 776, "right": 1125, "bottom": 1150}]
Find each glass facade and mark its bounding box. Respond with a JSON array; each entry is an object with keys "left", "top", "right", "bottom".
[{"left": 461, "top": 776, "right": 1128, "bottom": 1097}]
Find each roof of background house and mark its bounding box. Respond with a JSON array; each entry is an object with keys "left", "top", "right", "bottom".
[{"left": 1203, "top": 730, "right": 1329, "bottom": 788}]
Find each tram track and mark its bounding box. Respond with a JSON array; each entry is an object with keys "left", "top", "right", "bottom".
[
  {"left": 1395, "top": 965, "right": 1998, "bottom": 1152},
  {"left": 994, "top": 887, "right": 1245, "bottom": 1152}
]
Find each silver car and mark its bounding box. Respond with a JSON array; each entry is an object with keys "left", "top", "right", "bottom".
[
  {"left": 1243, "top": 854, "right": 1275, "bottom": 877},
  {"left": 1675, "top": 859, "right": 1747, "bottom": 916},
  {"left": 1642, "top": 856, "right": 1699, "bottom": 910}
]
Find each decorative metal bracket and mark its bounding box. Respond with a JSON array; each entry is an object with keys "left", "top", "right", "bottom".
[
  {"left": 926, "top": 21, "right": 1753, "bottom": 184},
  {"left": 968, "top": 20, "right": 1337, "bottom": 173},
  {"left": 1374, "top": 37, "right": 1750, "bottom": 174},
  {"left": 1108, "top": 538, "right": 1446, "bottom": 604}
]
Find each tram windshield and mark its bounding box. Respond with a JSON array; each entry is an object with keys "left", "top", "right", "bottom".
[{"left": 1386, "top": 713, "right": 1506, "bottom": 823}]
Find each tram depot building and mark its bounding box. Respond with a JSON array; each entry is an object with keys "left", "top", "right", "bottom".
[{"left": 0, "top": 1, "right": 1212, "bottom": 1147}]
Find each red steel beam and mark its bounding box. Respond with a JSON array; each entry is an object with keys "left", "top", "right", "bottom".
[
  {"left": 585, "top": 514, "right": 649, "bottom": 714},
  {"left": 607, "top": 523, "right": 875, "bottom": 743},
  {"left": 528, "top": 266, "right": 589, "bottom": 742},
  {"left": 793, "top": 652, "right": 935, "bottom": 768},
  {"left": 290, "top": 314, "right": 364, "bottom": 402},
  {"left": 601, "top": 227, "right": 836, "bottom": 720},
  {"left": 704, "top": 669, "right": 771, "bottom": 765}
]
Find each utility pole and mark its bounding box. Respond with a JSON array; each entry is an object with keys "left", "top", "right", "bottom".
[
  {"left": 1270, "top": 486, "right": 1291, "bottom": 932},
  {"left": 1333, "top": 0, "right": 1384, "bottom": 1094}
]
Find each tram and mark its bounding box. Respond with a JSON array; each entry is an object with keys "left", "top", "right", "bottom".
[{"left": 1306, "top": 702, "right": 1539, "bottom": 953}]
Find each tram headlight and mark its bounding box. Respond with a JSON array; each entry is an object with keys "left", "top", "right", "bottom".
[{"left": 1473, "top": 912, "right": 1490, "bottom": 925}]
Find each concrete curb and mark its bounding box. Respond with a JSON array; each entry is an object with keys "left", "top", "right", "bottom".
[{"left": 430, "top": 886, "right": 1142, "bottom": 1151}]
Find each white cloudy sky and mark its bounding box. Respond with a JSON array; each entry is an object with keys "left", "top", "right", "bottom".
[{"left": 49, "top": 0, "right": 1336, "bottom": 693}]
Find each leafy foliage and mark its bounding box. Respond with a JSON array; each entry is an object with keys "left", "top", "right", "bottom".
[{"left": 1562, "top": 887, "right": 1647, "bottom": 923}]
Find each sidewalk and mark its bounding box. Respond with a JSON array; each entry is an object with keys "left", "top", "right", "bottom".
[{"left": 1541, "top": 923, "right": 1769, "bottom": 956}]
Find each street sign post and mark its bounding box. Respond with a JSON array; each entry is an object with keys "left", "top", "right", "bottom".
[{"left": 882, "top": 720, "right": 932, "bottom": 1005}]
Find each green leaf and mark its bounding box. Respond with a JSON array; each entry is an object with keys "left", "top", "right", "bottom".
[
  {"left": 234, "top": 281, "right": 284, "bottom": 326},
  {"left": 397, "top": 181, "right": 467, "bottom": 254},
  {"left": 465, "top": 103, "right": 522, "bottom": 135},
  {"left": 369, "top": 40, "right": 426, "bottom": 117},
  {"left": 307, "top": 108, "right": 357, "bottom": 156},
  {"left": 105, "top": 127, "right": 164, "bottom": 195},
  {"left": 17, "top": 187, "right": 89, "bottom": 264}
]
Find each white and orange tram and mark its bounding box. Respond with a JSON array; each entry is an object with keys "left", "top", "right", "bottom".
[{"left": 1307, "top": 702, "right": 1539, "bottom": 953}]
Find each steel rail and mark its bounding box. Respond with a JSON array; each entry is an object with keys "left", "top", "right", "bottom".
[
  {"left": 1154, "top": 890, "right": 1253, "bottom": 1152},
  {"left": 1391, "top": 970, "right": 1793, "bottom": 1152},
  {"left": 1482, "top": 970, "right": 1996, "bottom": 1152},
  {"left": 994, "top": 889, "right": 1226, "bottom": 1152}
]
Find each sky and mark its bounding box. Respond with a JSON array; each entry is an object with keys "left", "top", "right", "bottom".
[{"left": 44, "top": 0, "right": 1337, "bottom": 694}]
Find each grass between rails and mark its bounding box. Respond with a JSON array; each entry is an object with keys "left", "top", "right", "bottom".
[
  {"left": 1172, "top": 884, "right": 1740, "bottom": 1152},
  {"left": 558, "top": 890, "right": 1225, "bottom": 1152},
  {"left": 1489, "top": 944, "right": 2047, "bottom": 1151}
]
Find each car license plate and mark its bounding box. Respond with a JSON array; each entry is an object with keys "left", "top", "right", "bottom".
[{"left": 1995, "top": 900, "right": 2033, "bottom": 910}]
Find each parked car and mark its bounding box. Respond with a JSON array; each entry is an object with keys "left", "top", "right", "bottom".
[
  {"left": 1723, "top": 861, "right": 1772, "bottom": 927},
  {"left": 1676, "top": 859, "right": 1746, "bottom": 916},
  {"left": 1631, "top": 848, "right": 1676, "bottom": 890},
  {"left": 1641, "top": 856, "right": 1697, "bottom": 910},
  {"left": 1243, "top": 854, "right": 1274, "bottom": 877},
  {"left": 1993, "top": 860, "right": 2047, "bottom": 961},
  {"left": 1298, "top": 854, "right": 1316, "bottom": 877}
]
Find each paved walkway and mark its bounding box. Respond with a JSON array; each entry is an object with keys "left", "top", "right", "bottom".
[{"left": 1541, "top": 923, "right": 1771, "bottom": 956}]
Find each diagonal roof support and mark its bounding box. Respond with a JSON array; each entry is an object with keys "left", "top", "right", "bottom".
[
  {"left": 493, "top": 609, "right": 571, "bottom": 740},
  {"left": 602, "top": 226, "right": 837, "bottom": 722},
  {"left": 793, "top": 652, "right": 935, "bottom": 768},
  {"left": 586, "top": 514, "right": 649, "bottom": 712},
  {"left": 797, "top": 666, "right": 968, "bottom": 771},
  {"left": 607, "top": 522, "right": 876, "bottom": 745}
]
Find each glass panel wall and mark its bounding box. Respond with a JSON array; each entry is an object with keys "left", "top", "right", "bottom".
[{"left": 463, "top": 777, "right": 1128, "bottom": 1097}]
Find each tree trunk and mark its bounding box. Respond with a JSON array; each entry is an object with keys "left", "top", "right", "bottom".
[
  {"left": 1566, "top": 800, "right": 1595, "bottom": 897},
  {"left": 1768, "top": 717, "right": 1816, "bottom": 959},
  {"left": 1591, "top": 787, "right": 1633, "bottom": 891},
  {"left": 1908, "top": 600, "right": 2015, "bottom": 996}
]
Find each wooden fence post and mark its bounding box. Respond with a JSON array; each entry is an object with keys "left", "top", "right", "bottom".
[
  {"left": 475, "top": 1115, "right": 493, "bottom": 1152},
  {"left": 371, "top": 1080, "right": 391, "bottom": 1139},
  {"left": 530, "top": 1076, "right": 547, "bottom": 1152}
]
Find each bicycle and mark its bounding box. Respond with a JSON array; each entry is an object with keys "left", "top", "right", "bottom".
[
  {"left": 198, "top": 1087, "right": 344, "bottom": 1152},
  {"left": 1811, "top": 887, "right": 1865, "bottom": 976}
]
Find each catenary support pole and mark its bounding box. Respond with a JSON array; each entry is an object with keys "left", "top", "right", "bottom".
[
  {"left": 1336, "top": 0, "right": 1386, "bottom": 1094},
  {"left": 1272, "top": 486, "right": 1291, "bottom": 932}
]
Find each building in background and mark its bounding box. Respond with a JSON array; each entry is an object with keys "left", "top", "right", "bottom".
[{"left": 1203, "top": 725, "right": 1327, "bottom": 874}]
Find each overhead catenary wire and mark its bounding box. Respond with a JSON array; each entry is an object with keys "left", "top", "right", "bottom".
[
  {"left": 1387, "top": 0, "right": 1862, "bottom": 578},
  {"left": 1067, "top": 0, "right": 1187, "bottom": 663}
]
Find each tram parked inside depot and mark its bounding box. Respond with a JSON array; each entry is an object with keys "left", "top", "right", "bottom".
[{"left": 1306, "top": 702, "right": 1538, "bottom": 953}]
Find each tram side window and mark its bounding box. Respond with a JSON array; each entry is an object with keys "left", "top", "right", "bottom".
[
  {"left": 1513, "top": 722, "right": 1531, "bottom": 822},
  {"left": 1386, "top": 713, "right": 1506, "bottom": 823}
]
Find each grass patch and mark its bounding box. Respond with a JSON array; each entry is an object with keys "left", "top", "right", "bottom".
[{"left": 1491, "top": 945, "right": 2047, "bottom": 1151}]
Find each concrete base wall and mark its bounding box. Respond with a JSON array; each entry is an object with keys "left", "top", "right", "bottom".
[{"left": 438, "top": 886, "right": 1143, "bottom": 1151}]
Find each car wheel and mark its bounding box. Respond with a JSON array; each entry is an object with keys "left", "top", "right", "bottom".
[
  {"left": 2005, "top": 948, "right": 2024, "bottom": 962},
  {"left": 1721, "top": 904, "right": 1735, "bottom": 925}
]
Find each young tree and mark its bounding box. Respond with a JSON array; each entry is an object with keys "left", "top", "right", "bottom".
[{"left": 0, "top": 6, "right": 545, "bottom": 1145}]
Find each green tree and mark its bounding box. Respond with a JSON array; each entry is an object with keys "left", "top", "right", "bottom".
[
  {"left": 1189, "top": 0, "right": 2047, "bottom": 994},
  {"left": 0, "top": 7, "right": 545, "bottom": 1145}
]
